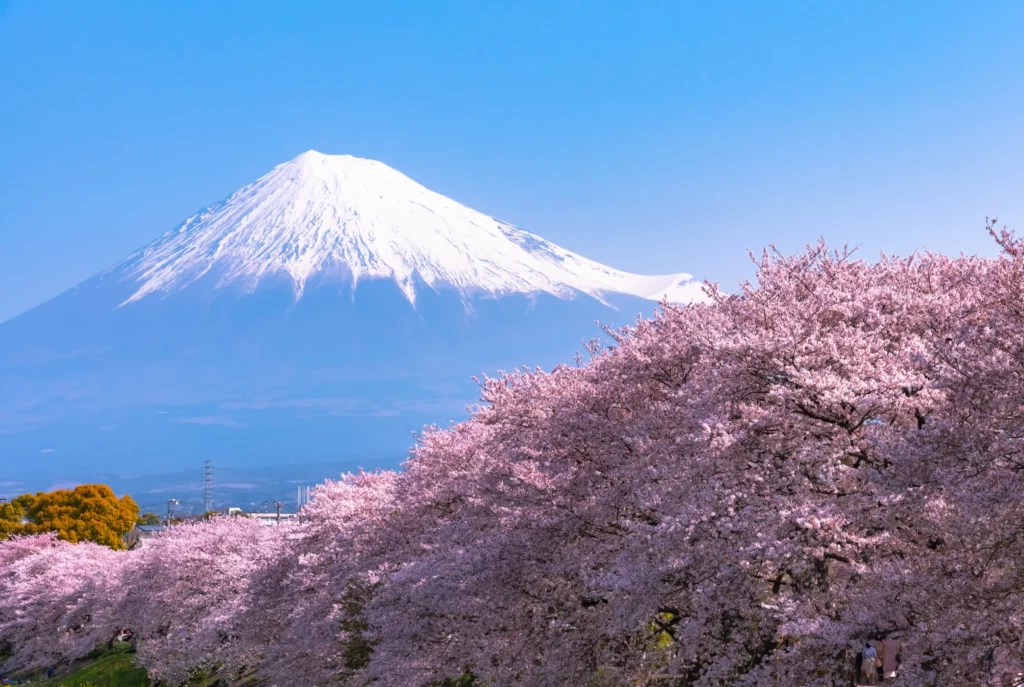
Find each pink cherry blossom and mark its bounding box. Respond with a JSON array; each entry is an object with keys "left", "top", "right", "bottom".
[
  {"left": 115, "top": 516, "right": 287, "bottom": 685},
  {"left": 0, "top": 534, "right": 125, "bottom": 674},
  {"left": 8, "top": 226, "right": 1024, "bottom": 685}
]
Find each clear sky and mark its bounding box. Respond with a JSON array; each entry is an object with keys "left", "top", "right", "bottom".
[{"left": 2, "top": 1, "right": 1024, "bottom": 322}]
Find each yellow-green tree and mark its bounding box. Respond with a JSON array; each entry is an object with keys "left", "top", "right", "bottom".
[
  {"left": 136, "top": 512, "right": 162, "bottom": 526},
  {"left": 1, "top": 484, "right": 139, "bottom": 550},
  {"left": 0, "top": 499, "right": 24, "bottom": 537},
  {"left": 0, "top": 494, "right": 34, "bottom": 538}
]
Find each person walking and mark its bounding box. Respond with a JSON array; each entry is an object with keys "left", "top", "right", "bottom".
[{"left": 862, "top": 643, "right": 879, "bottom": 686}]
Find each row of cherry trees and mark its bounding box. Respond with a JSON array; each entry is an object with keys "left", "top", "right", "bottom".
[{"left": 5, "top": 228, "right": 1024, "bottom": 685}]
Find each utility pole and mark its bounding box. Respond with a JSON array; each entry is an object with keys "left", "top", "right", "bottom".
[
  {"left": 273, "top": 500, "right": 284, "bottom": 525},
  {"left": 203, "top": 460, "right": 214, "bottom": 514},
  {"left": 165, "top": 498, "right": 180, "bottom": 526}
]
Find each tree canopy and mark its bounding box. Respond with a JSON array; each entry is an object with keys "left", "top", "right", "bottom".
[
  {"left": 0, "top": 484, "right": 138, "bottom": 550},
  {"left": 136, "top": 512, "right": 162, "bottom": 527},
  {"left": 6, "top": 229, "right": 1024, "bottom": 685}
]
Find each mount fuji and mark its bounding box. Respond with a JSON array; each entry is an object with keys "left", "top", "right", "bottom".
[{"left": 0, "top": 151, "right": 707, "bottom": 481}]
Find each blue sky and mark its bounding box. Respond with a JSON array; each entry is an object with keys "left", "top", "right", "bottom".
[{"left": 2, "top": 1, "right": 1024, "bottom": 322}]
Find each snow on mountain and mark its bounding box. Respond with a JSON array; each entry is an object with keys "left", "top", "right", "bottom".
[{"left": 117, "top": 150, "right": 706, "bottom": 307}]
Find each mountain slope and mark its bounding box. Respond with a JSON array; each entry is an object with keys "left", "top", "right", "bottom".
[
  {"left": 0, "top": 152, "right": 708, "bottom": 485},
  {"left": 115, "top": 151, "right": 705, "bottom": 306}
]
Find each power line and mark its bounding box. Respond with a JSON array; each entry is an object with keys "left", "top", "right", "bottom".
[
  {"left": 165, "top": 498, "right": 180, "bottom": 526},
  {"left": 137, "top": 501, "right": 172, "bottom": 511}
]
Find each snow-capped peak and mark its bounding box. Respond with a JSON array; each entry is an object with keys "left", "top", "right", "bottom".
[{"left": 117, "top": 150, "right": 707, "bottom": 306}]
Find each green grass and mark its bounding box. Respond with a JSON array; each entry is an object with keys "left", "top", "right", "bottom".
[
  {"left": 30, "top": 645, "right": 270, "bottom": 687},
  {"left": 24, "top": 642, "right": 268, "bottom": 687},
  {"left": 40, "top": 644, "right": 150, "bottom": 687}
]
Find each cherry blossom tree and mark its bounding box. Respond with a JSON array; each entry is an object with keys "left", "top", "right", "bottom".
[
  {"left": 115, "top": 515, "right": 286, "bottom": 685},
  {"left": 352, "top": 227, "right": 1024, "bottom": 685},
  {"left": 244, "top": 470, "right": 401, "bottom": 687},
  {"left": 9, "top": 227, "right": 1024, "bottom": 686},
  {"left": 0, "top": 534, "right": 125, "bottom": 674}
]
